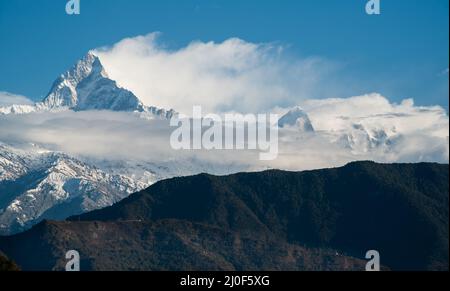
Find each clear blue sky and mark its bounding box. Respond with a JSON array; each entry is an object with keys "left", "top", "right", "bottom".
[{"left": 0, "top": 0, "right": 448, "bottom": 108}]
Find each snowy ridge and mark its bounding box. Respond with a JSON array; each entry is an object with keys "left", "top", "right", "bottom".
[
  {"left": 277, "top": 106, "right": 395, "bottom": 152},
  {"left": 0, "top": 51, "right": 448, "bottom": 237},
  {"left": 0, "top": 52, "right": 176, "bottom": 119},
  {"left": 0, "top": 144, "right": 154, "bottom": 235},
  {"left": 0, "top": 142, "right": 249, "bottom": 235},
  {"left": 0, "top": 144, "right": 31, "bottom": 181}
]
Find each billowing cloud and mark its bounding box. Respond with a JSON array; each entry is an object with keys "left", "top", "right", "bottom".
[
  {"left": 0, "top": 94, "right": 447, "bottom": 175},
  {"left": 0, "top": 33, "right": 448, "bottom": 173},
  {"left": 94, "top": 33, "right": 335, "bottom": 114},
  {"left": 0, "top": 92, "right": 34, "bottom": 107},
  {"left": 267, "top": 96, "right": 448, "bottom": 169}
]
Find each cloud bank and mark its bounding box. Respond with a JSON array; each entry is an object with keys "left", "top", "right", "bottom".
[
  {"left": 0, "top": 94, "right": 447, "bottom": 174},
  {"left": 94, "top": 33, "right": 335, "bottom": 114},
  {"left": 0, "top": 92, "right": 34, "bottom": 107},
  {"left": 0, "top": 34, "right": 448, "bottom": 173}
]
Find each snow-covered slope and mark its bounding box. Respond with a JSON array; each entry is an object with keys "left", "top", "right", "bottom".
[
  {"left": 278, "top": 103, "right": 413, "bottom": 155},
  {"left": 333, "top": 123, "right": 394, "bottom": 153},
  {"left": 0, "top": 142, "right": 252, "bottom": 235},
  {"left": 0, "top": 144, "right": 153, "bottom": 235},
  {"left": 0, "top": 144, "right": 31, "bottom": 182}
]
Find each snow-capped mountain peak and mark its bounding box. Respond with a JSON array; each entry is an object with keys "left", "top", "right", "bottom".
[
  {"left": 0, "top": 52, "right": 176, "bottom": 118},
  {"left": 41, "top": 52, "right": 146, "bottom": 112},
  {"left": 278, "top": 106, "right": 315, "bottom": 132}
]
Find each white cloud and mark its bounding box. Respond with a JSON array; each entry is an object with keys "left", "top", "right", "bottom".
[
  {"left": 94, "top": 33, "right": 335, "bottom": 114},
  {"left": 0, "top": 110, "right": 260, "bottom": 177},
  {"left": 0, "top": 92, "right": 34, "bottom": 107},
  {"left": 0, "top": 33, "right": 448, "bottom": 173},
  {"left": 0, "top": 94, "right": 447, "bottom": 176}
]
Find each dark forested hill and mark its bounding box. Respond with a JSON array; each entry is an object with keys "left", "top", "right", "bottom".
[{"left": 0, "top": 161, "right": 448, "bottom": 271}]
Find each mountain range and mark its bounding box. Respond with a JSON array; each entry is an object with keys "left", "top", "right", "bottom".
[
  {"left": 0, "top": 52, "right": 177, "bottom": 235},
  {"left": 0, "top": 143, "right": 151, "bottom": 235},
  {"left": 0, "top": 161, "right": 447, "bottom": 271},
  {"left": 0, "top": 142, "right": 246, "bottom": 235},
  {"left": 0, "top": 51, "right": 448, "bottom": 238}
]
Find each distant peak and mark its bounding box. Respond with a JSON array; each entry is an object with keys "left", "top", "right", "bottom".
[
  {"left": 278, "top": 106, "right": 314, "bottom": 131},
  {"left": 3, "top": 51, "right": 172, "bottom": 116},
  {"left": 40, "top": 51, "right": 143, "bottom": 111}
]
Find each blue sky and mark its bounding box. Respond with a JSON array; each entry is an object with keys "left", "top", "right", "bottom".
[{"left": 0, "top": 0, "right": 448, "bottom": 108}]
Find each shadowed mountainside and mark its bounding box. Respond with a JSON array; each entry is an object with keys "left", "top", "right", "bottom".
[{"left": 0, "top": 161, "right": 448, "bottom": 271}]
